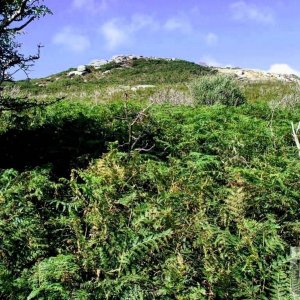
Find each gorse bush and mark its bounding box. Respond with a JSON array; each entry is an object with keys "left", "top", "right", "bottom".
[{"left": 190, "top": 74, "right": 246, "bottom": 106}]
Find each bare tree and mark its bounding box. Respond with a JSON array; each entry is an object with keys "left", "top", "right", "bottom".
[{"left": 0, "top": 0, "right": 52, "bottom": 110}]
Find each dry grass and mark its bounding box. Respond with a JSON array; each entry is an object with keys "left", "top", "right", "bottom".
[
  {"left": 269, "top": 83, "right": 300, "bottom": 110},
  {"left": 149, "top": 88, "right": 194, "bottom": 106}
]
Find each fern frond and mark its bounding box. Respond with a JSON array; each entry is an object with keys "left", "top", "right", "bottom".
[{"left": 118, "top": 229, "right": 173, "bottom": 271}]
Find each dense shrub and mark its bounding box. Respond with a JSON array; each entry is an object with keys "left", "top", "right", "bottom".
[
  {"left": 190, "top": 75, "right": 246, "bottom": 106},
  {"left": 3, "top": 54, "right": 300, "bottom": 299},
  {"left": 1, "top": 100, "right": 300, "bottom": 298}
]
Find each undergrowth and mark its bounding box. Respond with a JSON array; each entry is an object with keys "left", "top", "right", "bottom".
[{"left": 0, "top": 99, "right": 299, "bottom": 299}]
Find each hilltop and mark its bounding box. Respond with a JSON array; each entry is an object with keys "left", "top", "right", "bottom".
[
  {"left": 63, "top": 54, "right": 300, "bottom": 84},
  {"left": 60, "top": 54, "right": 300, "bottom": 84},
  {"left": 45, "top": 55, "right": 214, "bottom": 85},
  {"left": 3, "top": 55, "right": 300, "bottom": 106}
]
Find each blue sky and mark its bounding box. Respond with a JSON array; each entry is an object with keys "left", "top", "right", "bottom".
[{"left": 17, "top": 0, "right": 300, "bottom": 78}]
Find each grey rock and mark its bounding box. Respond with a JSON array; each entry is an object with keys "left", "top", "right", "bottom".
[
  {"left": 111, "top": 55, "right": 126, "bottom": 64},
  {"left": 67, "top": 70, "right": 85, "bottom": 77},
  {"left": 77, "top": 65, "right": 87, "bottom": 72},
  {"left": 67, "top": 65, "right": 89, "bottom": 77},
  {"left": 217, "top": 67, "right": 300, "bottom": 83},
  {"left": 88, "top": 59, "right": 108, "bottom": 69}
]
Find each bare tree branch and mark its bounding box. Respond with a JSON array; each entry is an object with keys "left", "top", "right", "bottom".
[
  {"left": 119, "top": 95, "right": 155, "bottom": 153},
  {"left": 0, "top": 1, "right": 51, "bottom": 111},
  {"left": 291, "top": 121, "right": 300, "bottom": 157}
]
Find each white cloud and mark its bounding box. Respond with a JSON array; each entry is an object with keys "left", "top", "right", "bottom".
[
  {"left": 52, "top": 27, "right": 91, "bottom": 53},
  {"left": 100, "top": 19, "right": 129, "bottom": 50},
  {"left": 130, "top": 14, "right": 159, "bottom": 31},
  {"left": 99, "top": 15, "right": 158, "bottom": 50},
  {"left": 163, "top": 17, "right": 192, "bottom": 34},
  {"left": 230, "top": 1, "right": 274, "bottom": 24},
  {"left": 72, "top": 0, "right": 108, "bottom": 14},
  {"left": 269, "top": 64, "right": 300, "bottom": 76},
  {"left": 204, "top": 33, "right": 218, "bottom": 46}
]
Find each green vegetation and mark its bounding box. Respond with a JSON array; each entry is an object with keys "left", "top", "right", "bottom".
[
  {"left": 3, "top": 59, "right": 213, "bottom": 98},
  {"left": 189, "top": 75, "right": 246, "bottom": 106},
  {"left": 1, "top": 58, "right": 300, "bottom": 299},
  {"left": 94, "top": 58, "right": 215, "bottom": 85}
]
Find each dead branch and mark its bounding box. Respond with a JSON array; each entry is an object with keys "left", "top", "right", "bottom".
[
  {"left": 291, "top": 121, "right": 300, "bottom": 157},
  {"left": 119, "top": 100, "right": 155, "bottom": 153}
]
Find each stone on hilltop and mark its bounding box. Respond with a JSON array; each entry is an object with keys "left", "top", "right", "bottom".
[
  {"left": 216, "top": 66, "right": 300, "bottom": 83},
  {"left": 67, "top": 71, "right": 83, "bottom": 77},
  {"left": 88, "top": 59, "right": 108, "bottom": 69},
  {"left": 67, "top": 65, "right": 89, "bottom": 77},
  {"left": 77, "top": 65, "right": 87, "bottom": 72},
  {"left": 111, "top": 55, "right": 127, "bottom": 64}
]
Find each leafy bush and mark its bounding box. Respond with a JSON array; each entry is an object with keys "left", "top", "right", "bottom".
[
  {"left": 1, "top": 100, "right": 300, "bottom": 298},
  {"left": 190, "top": 74, "right": 246, "bottom": 106}
]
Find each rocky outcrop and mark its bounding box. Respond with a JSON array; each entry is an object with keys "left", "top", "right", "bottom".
[
  {"left": 215, "top": 67, "right": 300, "bottom": 83},
  {"left": 111, "top": 54, "right": 143, "bottom": 64},
  {"left": 67, "top": 65, "right": 89, "bottom": 77},
  {"left": 108, "top": 54, "right": 177, "bottom": 65},
  {"left": 88, "top": 59, "right": 108, "bottom": 69},
  {"left": 77, "top": 65, "right": 87, "bottom": 72},
  {"left": 67, "top": 55, "right": 179, "bottom": 77}
]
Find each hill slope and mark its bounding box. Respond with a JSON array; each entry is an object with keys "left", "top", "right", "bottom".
[{"left": 4, "top": 55, "right": 300, "bottom": 105}]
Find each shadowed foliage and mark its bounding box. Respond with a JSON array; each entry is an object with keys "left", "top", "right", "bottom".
[{"left": 0, "top": 98, "right": 300, "bottom": 298}]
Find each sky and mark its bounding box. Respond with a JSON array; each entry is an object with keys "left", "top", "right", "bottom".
[{"left": 15, "top": 0, "right": 300, "bottom": 79}]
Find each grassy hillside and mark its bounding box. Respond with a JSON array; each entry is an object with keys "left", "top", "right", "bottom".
[
  {"left": 4, "top": 57, "right": 299, "bottom": 105},
  {"left": 1, "top": 58, "right": 300, "bottom": 299},
  {"left": 4, "top": 59, "right": 213, "bottom": 100}
]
